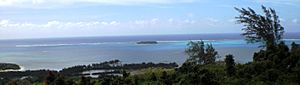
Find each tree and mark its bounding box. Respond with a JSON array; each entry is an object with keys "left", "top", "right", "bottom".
[
  {"left": 160, "top": 71, "right": 172, "bottom": 85},
  {"left": 7, "top": 80, "right": 17, "bottom": 85},
  {"left": 185, "top": 41, "right": 205, "bottom": 64},
  {"left": 150, "top": 72, "right": 157, "bottom": 81},
  {"left": 79, "top": 76, "right": 91, "bottom": 85},
  {"left": 205, "top": 44, "right": 218, "bottom": 64},
  {"left": 187, "top": 69, "right": 219, "bottom": 85},
  {"left": 225, "top": 54, "right": 236, "bottom": 76},
  {"left": 101, "top": 77, "right": 112, "bottom": 85},
  {"left": 235, "top": 5, "right": 284, "bottom": 49},
  {"left": 45, "top": 71, "right": 56, "bottom": 85},
  {"left": 185, "top": 41, "right": 219, "bottom": 64},
  {"left": 291, "top": 42, "right": 299, "bottom": 54},
  {"left": 54, "top": 74, "right": 65, "bottom": 85},
  {"left": 286, "top": 42, "right": 300, "bottom": 69},
  {"left": 66, "top": 79, "right": 76, "bottom": 85},
  {"left": 122, "top": 70, "right": 130, "bottom": 78}
]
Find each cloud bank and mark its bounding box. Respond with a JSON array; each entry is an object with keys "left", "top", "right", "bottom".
[{"left": 0, "top": 18, "right": 239, "bottom": 39}]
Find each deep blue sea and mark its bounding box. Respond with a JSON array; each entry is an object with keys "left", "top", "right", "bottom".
[{"left": 0, "top": 33, "right": 299, "bottom": 70}]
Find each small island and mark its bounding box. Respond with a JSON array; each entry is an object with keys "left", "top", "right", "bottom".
[
  {"left": 136, "top": 41, "right": 158, "bottom": 44},
  {"left": 0, "top": 63, "right": 21, "bottom": 71}
]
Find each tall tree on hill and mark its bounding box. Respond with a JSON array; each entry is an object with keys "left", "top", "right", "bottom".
[{"left": 235, "top": 5, "right": 284, "bottom": 49}]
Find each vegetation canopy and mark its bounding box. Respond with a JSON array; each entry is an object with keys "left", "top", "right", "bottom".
[{"left": 185, "top": 41, "right": 219, "bottom": 64}]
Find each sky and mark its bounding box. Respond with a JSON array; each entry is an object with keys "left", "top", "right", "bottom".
[{"left": 0, "top": 0, "right": 299, "bottom": 39}]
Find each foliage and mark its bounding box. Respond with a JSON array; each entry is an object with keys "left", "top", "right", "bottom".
[
  {"left": 235, "top": 5, "right": 284, "bottom": 49},
  {"left": 225, "top": 54, "right": 236, "bottom": 76},
  {"left": 59, "top": 60, "right": 178, "bottom": 77},
  {"left": 185, "top": 41, "right": 219, "bottom": 64},
  {"left": 0, "top": 63, "right": 20, "bottom": 71}
]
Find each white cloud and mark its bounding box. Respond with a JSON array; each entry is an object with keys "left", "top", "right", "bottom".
[
  {"left": 109, "top": 21, "right": 120, "bottom": 25},
  {"left": 0, "top": 20, "right": 9, "bottom": 27},
  {"left": 0, "top": 18, "right": 226, "bottom": 30},
  {"left": 44, "top": 21, "right": 60, "bottom": 28},
  {"left": 0, "top": 0, "right": 196, "bottom": 8},
  {"left": 292, "top": 19, "right": 298, "bottom": 23},
  {"left": 0, "top": 18, "right": 237, "bottom": 39},
  {"left": 0, "top": 20, "right": 120, "bottom": 29},
  {"left": 134, "top": 20, "right": 146, "bottom": 25},
  {"left": 206, "top": 18, "right": 219, "bottom": 23},
  {"left": 168, "top": 18, "right": 174, "bottom": 23},
  {"left": 183, "top": 19, "right": 195, "bottom": 24},
  {"left": 228, "top": 19, "right": 235, "bottom": 23},
  {"left": 151, "top": 18, "right": 159, "bottom": 24},
  {"left": 186, "top": 13, "right": 194, "bottom": 18}
]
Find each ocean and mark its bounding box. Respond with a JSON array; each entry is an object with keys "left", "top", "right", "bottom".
[{"left": 0, "top": 33, "right": 299, "bottom": 70}]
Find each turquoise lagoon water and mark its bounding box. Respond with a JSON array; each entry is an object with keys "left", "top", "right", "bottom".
[{"left": 0, "top": 34, "right": 299, "bottom": 70}]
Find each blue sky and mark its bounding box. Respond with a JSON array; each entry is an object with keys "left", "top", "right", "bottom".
[{"left": 0, "top": 0, "right": 299, "bottom": 39}]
